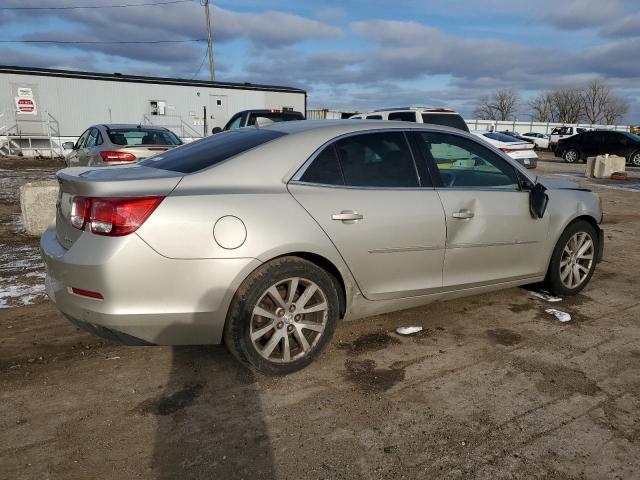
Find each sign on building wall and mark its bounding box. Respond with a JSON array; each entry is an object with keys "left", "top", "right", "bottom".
[{"left": 15, "top": 87, "right": 38, "bottom": 115}]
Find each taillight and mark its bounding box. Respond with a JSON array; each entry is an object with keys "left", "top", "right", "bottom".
[
  {"left": 70, "top": 196, "right": 89, "bottom": 229},
  {"left": 70, "top": 196, "right": 164, "bottom": 236},
  {"left": 100, "top": 151, "right": 137, "bottom": 162},
  {"left": 499, "top": 147, "right": 512, "bottom": 153}
]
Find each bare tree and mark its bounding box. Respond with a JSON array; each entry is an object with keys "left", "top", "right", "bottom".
[
  {"left": 528, "top": 92, "right": 555, "bottom": 122},
  {"left": 580, "top": 78, "right": 612, "bottom": 124},
  {"left": 602, "top": 96, "right": 629, "bottom": 124},
  {"left": 473, "top": 94, "right": 496, "bottom": 120},
  {"left": 550, "top": 88, "right": 583, "bottom": 123},
  {"left": 473, "top": 89, "right": 519, "bottom": 121}
]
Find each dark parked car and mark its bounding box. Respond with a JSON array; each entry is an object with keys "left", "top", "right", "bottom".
[{"left": 555, "top": 130, "right": 640, "bottom": 166}]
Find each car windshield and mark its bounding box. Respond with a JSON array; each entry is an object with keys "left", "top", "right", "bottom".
[
  {"left": 107, "top": 128, "right": 182, "bottom": 146},
  {"left": 483, "top": 132, "right": 522, "bottom": 143},
  {"left": 139, "top": 128, "right": 286, "bottom": 173},
  {"left": 421, "top": 113, "right": 469, "bottom": 132}
]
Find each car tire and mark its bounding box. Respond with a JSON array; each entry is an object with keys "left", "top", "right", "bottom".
[
  {"left": 563, "top": 148, "right": 580, "bottom": 163},
  {"left": 630, "top": 151, "right": 640, "bottom": 167},
  {"left": 223, "top": 256, "right": 339, "bottom": 375},
  {"left": 545, "top": 220, "right": 598, "bottom": 297}
]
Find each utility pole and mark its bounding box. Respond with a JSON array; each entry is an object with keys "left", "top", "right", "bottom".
[{"left": 204, "top": 0, "right": 215, "bottom": 81}]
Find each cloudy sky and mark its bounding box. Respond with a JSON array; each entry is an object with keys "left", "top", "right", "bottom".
[{"left": 1, "top": 0, "right": 639, "bottom": 121}]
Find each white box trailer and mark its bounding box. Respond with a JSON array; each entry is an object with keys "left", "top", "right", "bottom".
[{"left": 0, "top": 65, "right": 306, "bottom": 157}]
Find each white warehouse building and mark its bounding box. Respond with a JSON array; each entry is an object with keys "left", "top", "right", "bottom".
[{"left": 0, "top": 65, "right": 306, "bottom": 157}]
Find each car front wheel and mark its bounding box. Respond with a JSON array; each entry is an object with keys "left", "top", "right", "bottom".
[
  {"left": 630, "top": 151, "right": 640, "bottom": 167},
  {"left": 224, "top": 256, "right": 339, "bottom": 375},
  {"left": 563, "top": 148, "right": 580, "bottom": 163},
  {"left": 546, "top": 220, "right": 598, "bottom": 296}
]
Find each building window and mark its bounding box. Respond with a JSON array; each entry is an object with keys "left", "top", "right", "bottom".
[
  {"left": 216, "top": 99, "right": 222, "bottom": 106},
  {"left": 150, "top": 100, "right": 166, "bottom": 116}
]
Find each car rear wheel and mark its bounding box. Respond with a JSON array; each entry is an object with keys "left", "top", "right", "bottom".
[
  {"left": 630, "top": 151, "right": 640, "bottom": 167},
  {"left": 563, "top": 148, "right": 580, "bottom": 163},
  {"left": 224, "top": 256, "right": 339, "bottom": 375},
  {"left": 546, "top": 220, "right": 598, "bottom": 296}
]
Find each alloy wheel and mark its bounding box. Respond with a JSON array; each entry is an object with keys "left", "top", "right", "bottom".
[
  {"left": 559, "top": 232, "right": 594, "bottom": 289},
  {"left": 564, "top": 149, "right": 578, "bottom": 163},
  {"left": 632, "top": 152, "right": 640, "bottom": 167},
  {"left": 250, "top": 277, "right": 328, "bottom": 363}
]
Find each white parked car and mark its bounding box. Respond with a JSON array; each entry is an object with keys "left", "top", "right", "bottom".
[
  {"left": 549, "top": 126, "right": 590, "bottom": 149},
  {"left": 521, "top": 132, "right": 550, "bottom": 150},
  {"left": 350, "top": 107, "right": 469, "bottom": 132},
  {"left": 472, "top": 131, "right": 538, "bottom": 169}
]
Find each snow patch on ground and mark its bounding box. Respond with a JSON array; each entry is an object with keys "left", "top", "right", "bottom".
[{"left": 0, "top": 242, "right": 47, "bottom": 308}]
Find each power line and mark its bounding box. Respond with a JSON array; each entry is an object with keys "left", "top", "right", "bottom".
[
  {"left": 0, "top": 39, "right": 206, "bottom": 45},
  {"left": 0, "top": 0, "right": 192, "bottom": 11},
  {"left": 190, "top": 47, "right": 209, "bottom": 79}
]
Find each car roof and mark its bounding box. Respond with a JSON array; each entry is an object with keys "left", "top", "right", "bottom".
[
  {"left": 98, "top": 124, "right": 171, "bottom": 131},
  {"left": 265, "top": 119, "right": 464, "bottom": 136}
]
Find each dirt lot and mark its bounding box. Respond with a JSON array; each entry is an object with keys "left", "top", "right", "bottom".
[{"left": 1, "top": 153, "right": 639, "bottom": 479}]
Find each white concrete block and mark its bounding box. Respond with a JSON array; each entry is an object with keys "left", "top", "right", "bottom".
[
  {"left": 593, "top": 154, "right": 626, "bottom": 179},
  {"left": 19, "top": 180, "right": 59, "bottom": 236}
]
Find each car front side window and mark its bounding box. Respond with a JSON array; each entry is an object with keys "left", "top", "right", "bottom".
[
  {"left": 417, "top": 132, "right": 519, "bottom": 190},
  {"left": 75, "top": 129, "right": 91, "bottom": 149}
]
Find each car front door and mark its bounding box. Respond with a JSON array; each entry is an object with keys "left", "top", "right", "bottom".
[
  {"left": 289, "top": 130, "right": 446, "bottom": 300},
  {"left": 414, "top": 131, "right": 550, "bottom": 288},
  {"left": 66, "top": 128, "right": 91, "bottom": 167}
]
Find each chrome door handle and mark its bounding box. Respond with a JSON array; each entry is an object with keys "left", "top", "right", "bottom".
[
  {"left": 452, "top": 210, "right": 474, "bottom": 219},
  {"left": 332, "top": 211, "right": 364, "bottom": 222}
]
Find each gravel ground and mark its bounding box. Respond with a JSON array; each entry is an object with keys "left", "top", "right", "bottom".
[{"left": 1, "top": 153, "right": 639, "bottom": 480}]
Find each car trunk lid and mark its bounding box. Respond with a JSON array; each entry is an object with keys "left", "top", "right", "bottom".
[{"left": 55, "top": 165, "right": 182, "bottom": 249}]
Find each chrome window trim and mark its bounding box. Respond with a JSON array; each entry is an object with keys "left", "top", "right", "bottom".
[{"left": 288, "top": 180, "right": 436, "bottom": 191}]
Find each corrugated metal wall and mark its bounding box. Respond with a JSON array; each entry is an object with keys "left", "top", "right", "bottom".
[{"left": 0, "top": 73, "right": 306, "bottom": 137}]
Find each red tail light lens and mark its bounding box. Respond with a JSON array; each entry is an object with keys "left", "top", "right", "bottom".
[
  {"left": 100, "top": 151, "right": 137, "bottom": 162},
  {"left": 70, "top": 196, "right": 164, "bottom": 236},
  {"left": 70, "top": 287, "right": 104, "bottom": 300}
]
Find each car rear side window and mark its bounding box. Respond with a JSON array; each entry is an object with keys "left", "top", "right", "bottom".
[
  {"left": 366, "top": 115, "right": 383, "bottom": 120},
  {"left": 421, "top": 113, "right": 469, "bottom": 132},
  {"left": 335, "top": 132, "right": 419, "bottom": 187},
  {"left": 140, "top": 129, "right": 286, "bottom": 173},
  {"left": 388, "top": 112, "right": 417, "bottom": 122},
  {"left": 300, "top": 145, "right": 344, "bottom": 185}
]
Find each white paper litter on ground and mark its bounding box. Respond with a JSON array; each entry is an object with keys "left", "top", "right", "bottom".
[
  {"left": 545, "top": 308, "right": 571, "bottom": 323},
  {"left": 529, "top": 291, "right": 563, "bottom": 302},
  {"left": 396, "top": 326, "right": 423, "bottom": 335}
]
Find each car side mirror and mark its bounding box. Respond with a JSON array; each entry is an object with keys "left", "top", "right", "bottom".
[
  {"left": 529, "top": 183, "right": 549, "bottom": 219},
  {"left": 62, "top": 141, "right": 75, "bottom": 150},
  {"left": 211, "top": 127, "right": 222, "bottom": 134}
]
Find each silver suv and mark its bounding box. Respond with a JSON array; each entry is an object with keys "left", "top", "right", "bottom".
[
  {"left": 63, "top": 124, "right": 182, "bottom": 167},
  {"left": 350, "top": 106, "right": 469, "bottom": 132}
]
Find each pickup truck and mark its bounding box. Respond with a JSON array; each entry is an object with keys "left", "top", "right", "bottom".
[
  {"left": 549, "top": 126, "right": 590, "bottom": 149},
  {"left": 213, "top": 109, "right": 305, "bottom": 134}
]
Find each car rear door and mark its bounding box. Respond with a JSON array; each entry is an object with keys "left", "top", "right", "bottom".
[
  {"left": 413, "top": 131, "right": 550, "bottom": 288},
  {"left": 288, "top": 130, "right": 446, "bottom": 300}
]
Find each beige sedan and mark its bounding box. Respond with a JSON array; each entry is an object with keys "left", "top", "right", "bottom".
[{"left": 42, "top": 121, "right": 603, "bottom": 374}]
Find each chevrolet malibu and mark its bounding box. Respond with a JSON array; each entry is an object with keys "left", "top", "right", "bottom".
[{"left": 42, "top": 121, "right": 604, "bottom": 375}]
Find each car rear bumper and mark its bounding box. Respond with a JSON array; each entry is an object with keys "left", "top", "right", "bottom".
[{"left": 40, "top": 227, "right": 261, "bottom": 345}]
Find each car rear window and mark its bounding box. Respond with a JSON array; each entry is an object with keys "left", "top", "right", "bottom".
[
  {"left": 107, "top": 128, "right": 182, "bottom": 146},
  {"left": 140, "top": 128, "right": 286, "bottom": 173},
  {"left": 247, "top": 112, "right": 303, "bottom": 126},
  {"left": 483, "top": 132, "right": 522, "bottom": 143},
  {"left": 421, "top": 113, "right": 469, "bottom": 132}
]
